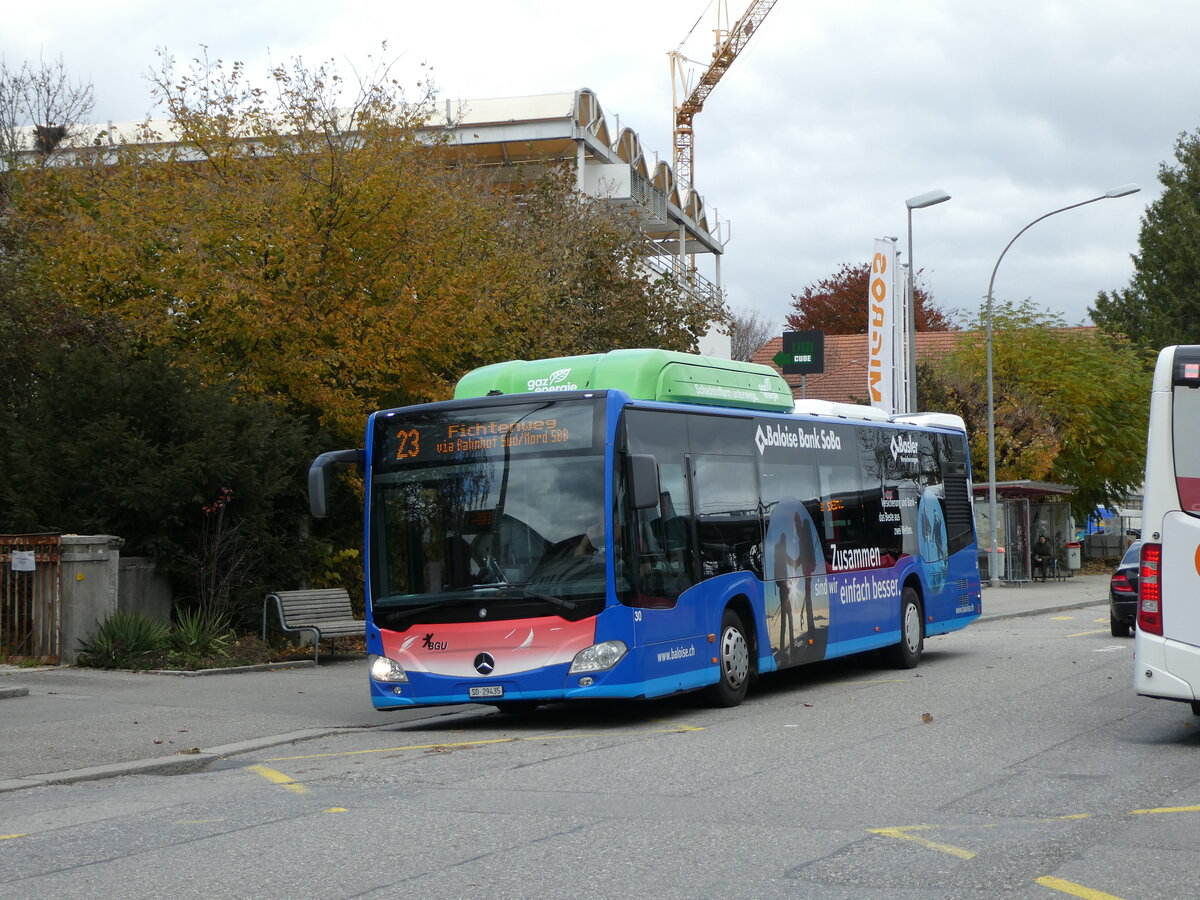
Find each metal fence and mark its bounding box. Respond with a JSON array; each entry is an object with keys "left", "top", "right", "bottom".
[{"left": 1, "top": 534, "right": 62, "bottom": 663}]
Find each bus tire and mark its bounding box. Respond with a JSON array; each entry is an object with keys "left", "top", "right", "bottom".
[
  {"left": 886, "top": 587, "right": 924, "bottom": 669},
  {"left": 706, "top": 608, "right": 751, "bottom": 707}
]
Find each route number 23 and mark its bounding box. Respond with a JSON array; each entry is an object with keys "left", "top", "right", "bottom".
[{"left": 393, "top": 429, "right": 420, "bottom": 459}]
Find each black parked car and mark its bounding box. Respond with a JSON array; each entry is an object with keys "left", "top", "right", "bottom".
[{"left": 1110, "top": 540, "right": 1141, "bottom": 637}]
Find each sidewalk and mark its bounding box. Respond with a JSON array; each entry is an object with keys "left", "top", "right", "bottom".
[
  {"left": 978, "top": 571, "right": 1108, "bottom": 622},
  {"left": 0, "top": 574, "right": 1109, "bottom": 793}
]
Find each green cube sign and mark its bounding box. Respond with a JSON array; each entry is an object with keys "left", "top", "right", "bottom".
[{"left": 773, "top": 331, "right": 824, "bottom": 375}]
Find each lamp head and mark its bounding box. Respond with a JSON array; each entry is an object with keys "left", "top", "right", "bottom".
[
  {"left": 1104, "top": 183, "right": 1140, "bottom": 198},
  {"left": 906, "top": 189, "right": 952, "bottom": 210}
]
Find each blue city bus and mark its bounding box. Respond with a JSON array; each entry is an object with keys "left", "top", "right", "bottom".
[{"left": 310, "top": 349, "right": 982, "bottom": 711}]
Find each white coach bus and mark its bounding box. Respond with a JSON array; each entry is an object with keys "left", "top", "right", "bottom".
[{"left": 1135, "top": 345, "right": 1200, "bottom": 713}]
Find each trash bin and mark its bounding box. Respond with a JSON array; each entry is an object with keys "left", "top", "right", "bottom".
[{"left": 1065, "top": 541, "right": 1081, "bottom": 571}]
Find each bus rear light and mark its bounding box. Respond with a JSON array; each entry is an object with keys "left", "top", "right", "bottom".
[{"left": 1138, "top": 543, "right": 1163, "bottom": 635}]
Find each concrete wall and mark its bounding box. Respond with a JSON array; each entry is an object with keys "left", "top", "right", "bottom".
[
  {"left": 58, "top": 536, "right": 173, "bottom": 663},
  {"left": 118, "top": 557, "right": 172, "bottom": 622},
  {"left": 59, "top": 535, "right": 122, "bottom": 663},
  {"left": 1085, "top": 531, "right": 1127, "bottom": 559}
]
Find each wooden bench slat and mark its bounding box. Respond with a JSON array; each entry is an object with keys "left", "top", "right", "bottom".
[{"left": 262, "top": 588, "right": 364, "bottom": 664}]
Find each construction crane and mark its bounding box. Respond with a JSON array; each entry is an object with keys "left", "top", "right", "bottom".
[{"left": 669, "top": 0, "right": 778, "bottom": 198}]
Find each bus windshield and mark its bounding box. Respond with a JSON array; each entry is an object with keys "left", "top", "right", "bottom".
[{"left": 369, "top": 398, "right": 607, "bottom": 620}]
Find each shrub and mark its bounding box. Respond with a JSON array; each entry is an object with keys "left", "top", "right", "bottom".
[
  {"left": 76, "top": 611, "right": 170, "bottom": 670},
  {"left": 166, "top": 607, "right": 231, "bottom": 669}
]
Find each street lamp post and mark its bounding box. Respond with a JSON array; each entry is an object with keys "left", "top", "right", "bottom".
[
  {"left": 905, "top": 190, "right": 952, "bottom": 413},
  {"left": 985, "top": 183, "right": 1141, "bottom": 588}
]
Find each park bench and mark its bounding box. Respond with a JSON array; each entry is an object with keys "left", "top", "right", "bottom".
[{"left": 262, "top": 588, "right": 364, "bottom": 664}]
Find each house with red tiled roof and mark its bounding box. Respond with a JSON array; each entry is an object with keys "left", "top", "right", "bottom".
[{"left": 752, "top": 332, "right": 967, "bottom": 404}]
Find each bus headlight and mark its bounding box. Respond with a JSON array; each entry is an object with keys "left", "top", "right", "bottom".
[
  {"left": 369, "top": 654, "right": 408, "bottom": 683},
  {"left": 569, "top": 640, "right": 627, "bottom": 674}
]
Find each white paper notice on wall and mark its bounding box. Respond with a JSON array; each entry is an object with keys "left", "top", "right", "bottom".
[{"left": 10, "top": 550, "right": 35, "bottom": 572}]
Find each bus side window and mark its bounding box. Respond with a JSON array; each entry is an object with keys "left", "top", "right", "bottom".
[
  {"left": 626, "top": 467, "right": 696, "bottom": 604},
  {"left": 815, "top": 435, "right": 866, "bottom": 562},
  {"left": 691, "top": 454, "right": 763, "bottom": 578},
  {"left": 622, "top": 410, "right": 697, "bottom": 603}
]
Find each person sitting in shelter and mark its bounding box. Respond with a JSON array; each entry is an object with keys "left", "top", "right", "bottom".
[{"left": 1031, "top": 534, "right": 1054, "bottom": 582}]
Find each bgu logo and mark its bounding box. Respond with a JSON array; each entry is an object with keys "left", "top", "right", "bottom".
[
  {"left": 421, "top": 633, "right": 448, "bottom": 651},
  {"left": 527, "top": 367, "right": 579, "bottom": 392}
]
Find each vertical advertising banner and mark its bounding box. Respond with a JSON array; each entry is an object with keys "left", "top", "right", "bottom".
[
  {"left": 867, "top": 238, "right": 898, "bottom": 414},
  {"left": 897, "top": 262, "right": 912, "bottom": 414}
]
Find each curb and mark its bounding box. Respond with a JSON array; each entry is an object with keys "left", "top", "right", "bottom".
[
  {"left": 144, "top": 660, "right": 316, "bottom": 676},
  {"left": 979, "top": 599, "right": 1106, "bottom": 623},
  {"left": 0, "top": 706, "right": 470, "bottom": 794},
  {"left": 0, "top": 726, "right": 361, "bottom": 794}
]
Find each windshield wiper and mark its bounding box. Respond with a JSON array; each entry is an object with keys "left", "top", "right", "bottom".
[{"left": 472, "top": 583, "right": 578, "bottom": 611}]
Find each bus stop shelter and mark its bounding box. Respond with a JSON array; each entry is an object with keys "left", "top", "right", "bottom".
[{"left": 973, "top": 480, "right": 1076, "bottom": 583}]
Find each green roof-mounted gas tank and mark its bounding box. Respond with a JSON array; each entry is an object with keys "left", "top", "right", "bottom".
[{"left": 454, "top": 349, "right": 794, "bottom": 413}]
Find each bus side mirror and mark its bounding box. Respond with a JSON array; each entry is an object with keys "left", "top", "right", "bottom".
[
  {"left": 629, "top": 454, "right": 660, "bottom": 510},
  {"left": 308, "top": 449, "right": 363, "bottom": 517}
]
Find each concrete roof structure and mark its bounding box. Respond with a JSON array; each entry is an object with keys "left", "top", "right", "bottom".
[{"left": 428, "top": 90, "right": 724, "bottom": 259}]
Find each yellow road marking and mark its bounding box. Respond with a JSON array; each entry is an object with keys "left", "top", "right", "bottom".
[
  {"left": 0, "top": 834, "right": 29, "bottom": 840},
  {"left": 1131, "top": 804, "right": 1200, "bottom": 815},
  {"left": 1034, "top": 875, "right": 1126, "bottom": 899},
  {"left": 1051, "top": 616, "right": 1075, "bottom": 621},
  {"left": 267, "top": 725, "right": 703, "bottom": 762},
  {"left": 323, "top": 808, "right": 347, "bottom": 813},
  {"left": 246, "top": 764, "right": 310, "bottom": 794},
  {"left": 1068, "top": 629, "right": 1109, "bottom": 637},
  {"left": 867, "top": 826, "right": 976, "bottom": 859}
]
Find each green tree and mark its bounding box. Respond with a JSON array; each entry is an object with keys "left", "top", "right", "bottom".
[
  {"left": 920, "top": 299, "right": 1150, "bottom": 519},
  {"left": 1092, "top": 129, "right": 1200, "bottom": 349},
  {"left": 0, "top": 308, "right": 318, "bottom": 624}
]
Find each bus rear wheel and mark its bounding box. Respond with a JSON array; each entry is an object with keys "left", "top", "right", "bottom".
[
  {"left": 706, "top": 608, "right": 751, "bottom": 707},
  {"left": 886, "top": 587, "right": 924, "bottom": 669}
]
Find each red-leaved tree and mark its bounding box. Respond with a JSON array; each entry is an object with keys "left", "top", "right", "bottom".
[{"left": 786, "top": 261, "right": 952, "bottom": 334}]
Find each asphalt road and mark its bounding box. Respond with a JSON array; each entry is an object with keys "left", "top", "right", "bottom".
[
  {"left": 4, "top": 592, "right": 1198, "bottom": 900},
  {"left": 1, "top": 574, "right": 1107, "bottom": 789}
]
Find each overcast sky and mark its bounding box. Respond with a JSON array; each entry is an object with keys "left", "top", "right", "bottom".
[{"left": 5, "top": 1, "right": 1194, "bottom": 332}]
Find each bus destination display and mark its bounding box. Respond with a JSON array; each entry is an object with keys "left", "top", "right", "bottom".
[{"left": 382, "top": 404, "right": 595, "bottom": 464}]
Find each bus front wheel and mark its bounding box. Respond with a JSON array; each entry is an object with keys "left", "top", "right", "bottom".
[
  {"left": 886, "top": 587, "right": 924, "bottom": 669},
  {"left": 706, "top": 608, "right": 751, "bottom": 707}
]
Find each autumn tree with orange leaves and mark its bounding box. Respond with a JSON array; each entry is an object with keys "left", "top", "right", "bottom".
[
  {"left": 1, "top": 49, "right": 725, "bottom": 616},
  {"left": 16, "top": 50, "right": 723, "bottom": 442}
]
